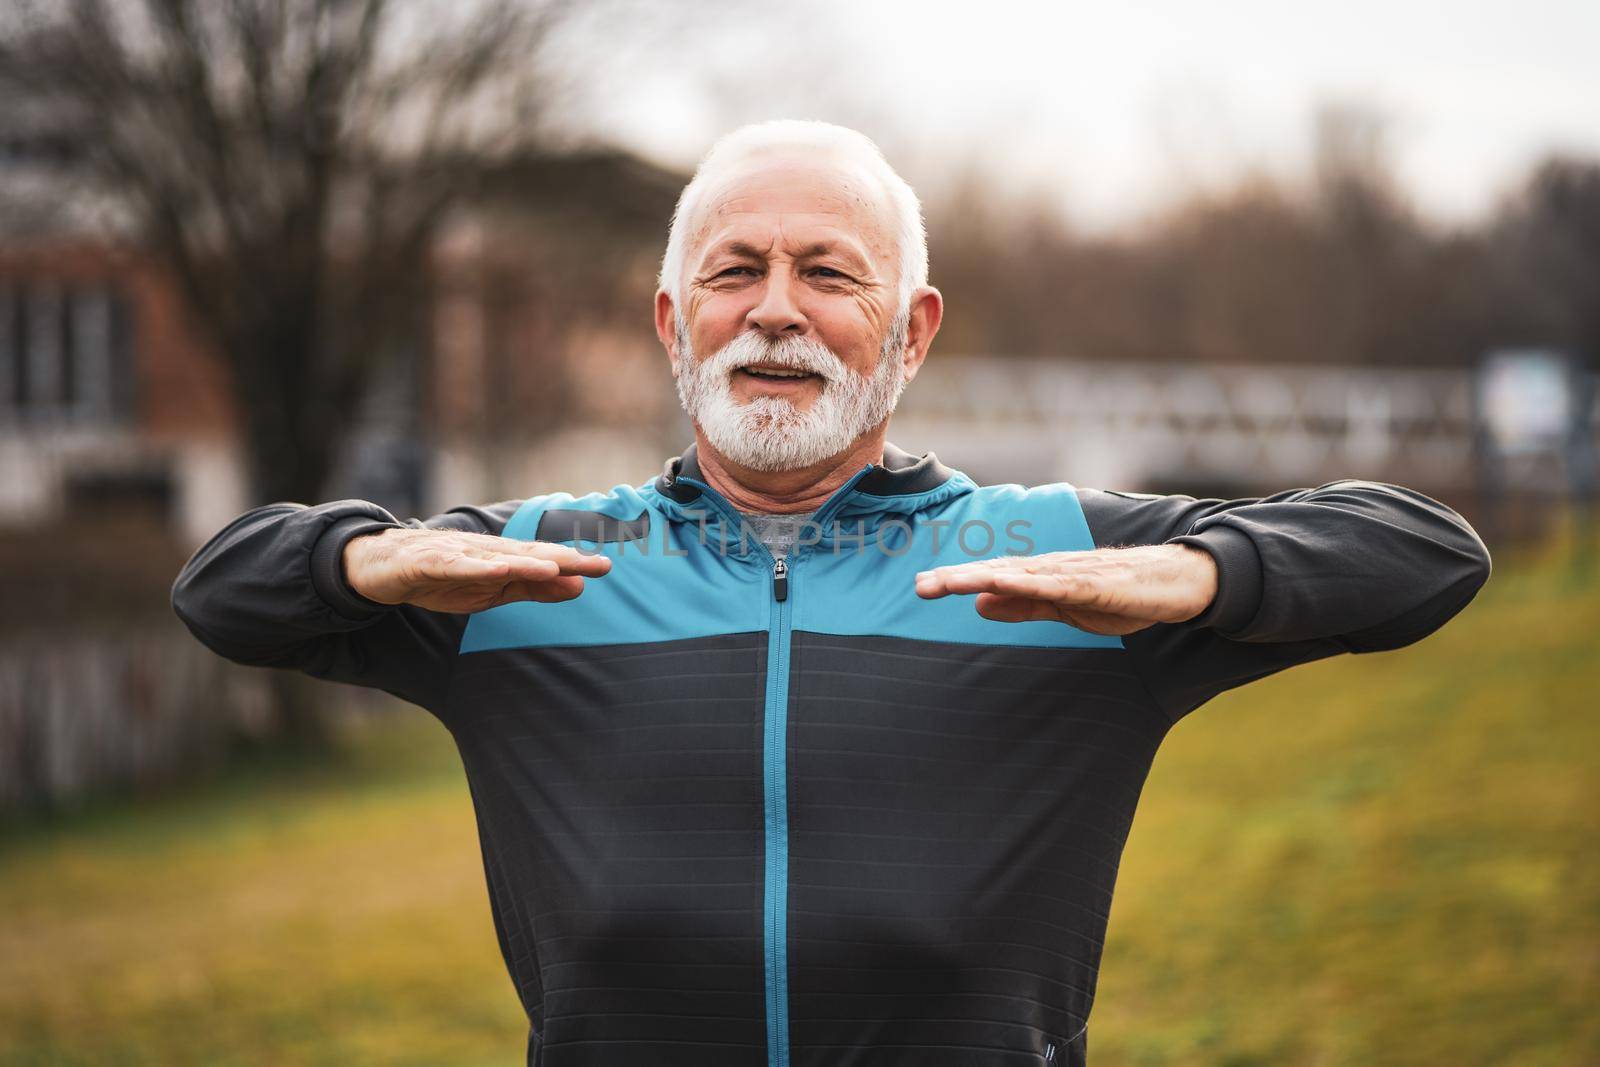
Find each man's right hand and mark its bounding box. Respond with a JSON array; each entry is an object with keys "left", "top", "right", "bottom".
[{"left": 343, "top": 527, "right": 613, "bottom": 613}]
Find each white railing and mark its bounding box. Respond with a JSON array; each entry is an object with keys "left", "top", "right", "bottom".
[{"left": 894, "top": 357, "right": 1597, "bottom": 493}]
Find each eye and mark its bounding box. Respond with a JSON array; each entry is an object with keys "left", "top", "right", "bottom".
[
  {"left": 811, "top": 267, "right": 847, "bottom": 280},
  {"left": 715, "top": 266, "right": 756, "bottom": 279}
]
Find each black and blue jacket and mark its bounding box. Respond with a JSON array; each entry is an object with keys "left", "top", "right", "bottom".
[{"left": 171, "top": 441, "right": 1492, "bottom": 1067}]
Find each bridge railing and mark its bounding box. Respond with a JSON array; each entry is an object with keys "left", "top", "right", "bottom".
[{"left": 893, "top": 357, "right": 1597, "bottom": 495}]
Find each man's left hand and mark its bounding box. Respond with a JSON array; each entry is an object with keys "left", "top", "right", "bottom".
[{"left": 914, "top": 545, "right": 1219, "bottom": 636}]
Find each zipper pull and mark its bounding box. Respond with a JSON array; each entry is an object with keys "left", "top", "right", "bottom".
[{"left": 772, "top": 558, "right": 788, "bottom": 602}]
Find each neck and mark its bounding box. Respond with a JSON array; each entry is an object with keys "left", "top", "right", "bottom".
[{"left": 693, "top": 428, "right": 887, "bottom": 513}]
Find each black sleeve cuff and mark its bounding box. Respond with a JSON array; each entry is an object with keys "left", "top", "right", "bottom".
[
  {"left": 1165, "top": 523, "right": 1264, "bottom": 637},
  {"left": 309, "top": 514, "right": 403, "bottom": 622}
]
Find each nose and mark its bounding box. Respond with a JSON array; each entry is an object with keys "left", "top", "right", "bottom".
[{"left": 746, "top": 265, "right": 807, "bottom": 336}]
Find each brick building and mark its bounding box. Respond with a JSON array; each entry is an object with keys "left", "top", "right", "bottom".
[
  {"left": 0, "top": 242, "right": 245, "bottom": 545},
  {"left": 0, "top": 149, "right": 688, "bottom": 548}
]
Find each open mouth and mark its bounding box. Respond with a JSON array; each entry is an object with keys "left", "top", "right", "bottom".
[{"left": 736, "top": 365, "right": 823, "bottom": 385}]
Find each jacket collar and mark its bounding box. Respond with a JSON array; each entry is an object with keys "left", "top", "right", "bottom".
[{"left": 655, "top": 439, "right": 958, "bottom": 506}]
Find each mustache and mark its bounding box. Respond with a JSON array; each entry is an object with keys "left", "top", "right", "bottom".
[{"left": 703, "top": 331, "right": 847, "bottom": 380}]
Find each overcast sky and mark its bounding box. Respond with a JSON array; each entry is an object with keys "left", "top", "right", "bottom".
[{"left": 568, "top": 0, "right": 1600, "bottom": 230}]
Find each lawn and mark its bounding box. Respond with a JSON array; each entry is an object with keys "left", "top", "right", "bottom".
[{"left": 1, "top": 523, "right": 1596, "bottom": 1067}]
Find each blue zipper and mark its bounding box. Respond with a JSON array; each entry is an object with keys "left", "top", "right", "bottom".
[
  {"left": 674, "top": 464, "right": 875, "bottom": 1067},
  {"left": 763, "top": 554, "right": 793, "bottom": 1065}
]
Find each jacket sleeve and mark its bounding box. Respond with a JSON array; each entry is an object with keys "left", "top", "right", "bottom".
[
  {"left": 1075, "top": 479, "right": 1493, "bottom": 724},
  {"left": 170, "top": 497, "right": 524, "bottom": 716}
]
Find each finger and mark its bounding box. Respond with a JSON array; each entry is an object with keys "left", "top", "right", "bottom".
[
  {"left": 464, "top": 547, "right": 604, "bottom": 584},
  {"left": 974, "top": 592, "right": 1061, "bottom": 624},
  {"left": 432, "top": 552, "right": 562, "bottom": 586},
  {"left": 925, "top": 568, "right": 1086, "bottom": 601},
  {"left": 480, "top": 575, "right": 588, "bottom": 607},
  {"left": 915, "top": 553, "right": 1062, "bottom": 596},
  {"left": 435, "top": 555, "right": 513, "bottom": 582},
  {"left": 458, "top": 534, "right": 608, "bottom": 571},
  {"left": 915, "top": 559, "right": 1021, "bottom": 598},
  {"left": 514, "top": 541, "right": 613, "bottom": 577},
  {"left": 553, "top": 550, "right": 612, "bottom": 578},
  {"left": 532, "top": 574, "right": 588, "bottom": 602},
  {"left": 488, "top": 554, "right": 563, "bottom": 582},
  {"left": 497, "top": 575, "right": 587, "bottom": 605}
]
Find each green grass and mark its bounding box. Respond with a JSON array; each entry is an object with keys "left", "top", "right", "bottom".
[
  {"left": 2, "top": 523, "right": 1597, "bottom": 1066},
  {"left": 1097, "top": 522, "right": 1600, "bottom": 1067},
  {"left": 0, "top": 727, "right": 522, "bottom": 1067}
]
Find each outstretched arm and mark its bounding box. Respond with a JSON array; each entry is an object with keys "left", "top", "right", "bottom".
[
  {"left": 170, "top": 499, "right": 609, "bottom": 715},
  {"left": 916, "top": 479, "right": 1492, "bottom": 723}
]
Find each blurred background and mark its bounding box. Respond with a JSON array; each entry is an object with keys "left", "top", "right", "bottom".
[{"left": 0, "top": 1, "right": 1595, "bottom": 1064}]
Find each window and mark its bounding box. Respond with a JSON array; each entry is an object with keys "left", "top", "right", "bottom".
[{"left": 0, "top": 281, "right": 134, "bottom": 423}]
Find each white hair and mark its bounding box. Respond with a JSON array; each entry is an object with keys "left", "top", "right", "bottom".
[{"left": 658, "top": 119, "right": 929, "bottom": 315}]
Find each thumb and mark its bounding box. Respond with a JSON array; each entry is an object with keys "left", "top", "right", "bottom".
[{"left": 973, "top": 593, "right": 1061, "bottom": 624}]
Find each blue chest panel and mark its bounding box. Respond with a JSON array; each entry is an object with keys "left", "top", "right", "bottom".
[
  {"left": 458, "top": 481, "right": 1124, "bottom": 654},
  {"left": 457, "top": 489, "right": 768, "bottom": 653},
  {"left": 796, "top": 482, "right": 1123, "bottom": 649}
]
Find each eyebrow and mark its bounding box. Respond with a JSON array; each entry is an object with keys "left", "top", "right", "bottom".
[{"left": 705, "top": 239, "right": 870, "bottom": 269}]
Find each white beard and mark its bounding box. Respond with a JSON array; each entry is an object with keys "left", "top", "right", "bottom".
[{"left": 673, "top": 313, "right": 910, "bottom": 472}]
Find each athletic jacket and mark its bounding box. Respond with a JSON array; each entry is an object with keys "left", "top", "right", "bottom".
[{"left": 170, "top": 441, "right": 1492, "bottom": 1067}]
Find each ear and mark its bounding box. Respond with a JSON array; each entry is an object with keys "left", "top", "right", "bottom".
[
  {"left": 899, "top": 286, "right": 943, "bottom": 384},
  {"left": 654, "top": 290, "right": 682, "bottom": 374}
]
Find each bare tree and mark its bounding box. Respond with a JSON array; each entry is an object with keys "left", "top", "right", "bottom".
[
  {"left": 1489, "top": 156, "right": 1600, "bottom": 360},
  {"left": 0, "top": 0, "right": 574, "bottom": 507},
  {"left": 0, "top": 0, "right": 589, "bottom": 744}
]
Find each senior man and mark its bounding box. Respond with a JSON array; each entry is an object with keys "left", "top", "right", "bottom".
[{"left": 173, "top": 120, "right": 1492, "bottom": 1067}]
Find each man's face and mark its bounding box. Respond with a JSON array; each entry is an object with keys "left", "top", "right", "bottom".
[{"left": 662, "top": 157, "right": 912, "bottom": 471}]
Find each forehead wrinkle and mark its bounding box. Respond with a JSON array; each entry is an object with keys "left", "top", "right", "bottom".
[
  {"left": 711, "top": 239, "right": 775, "bottom": 260},
  {"left": 683, "top": 160, "right": 895, "bottom": 279},
  {"left": 698, "top": 222, "right": 876, "bottom": 274}
]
